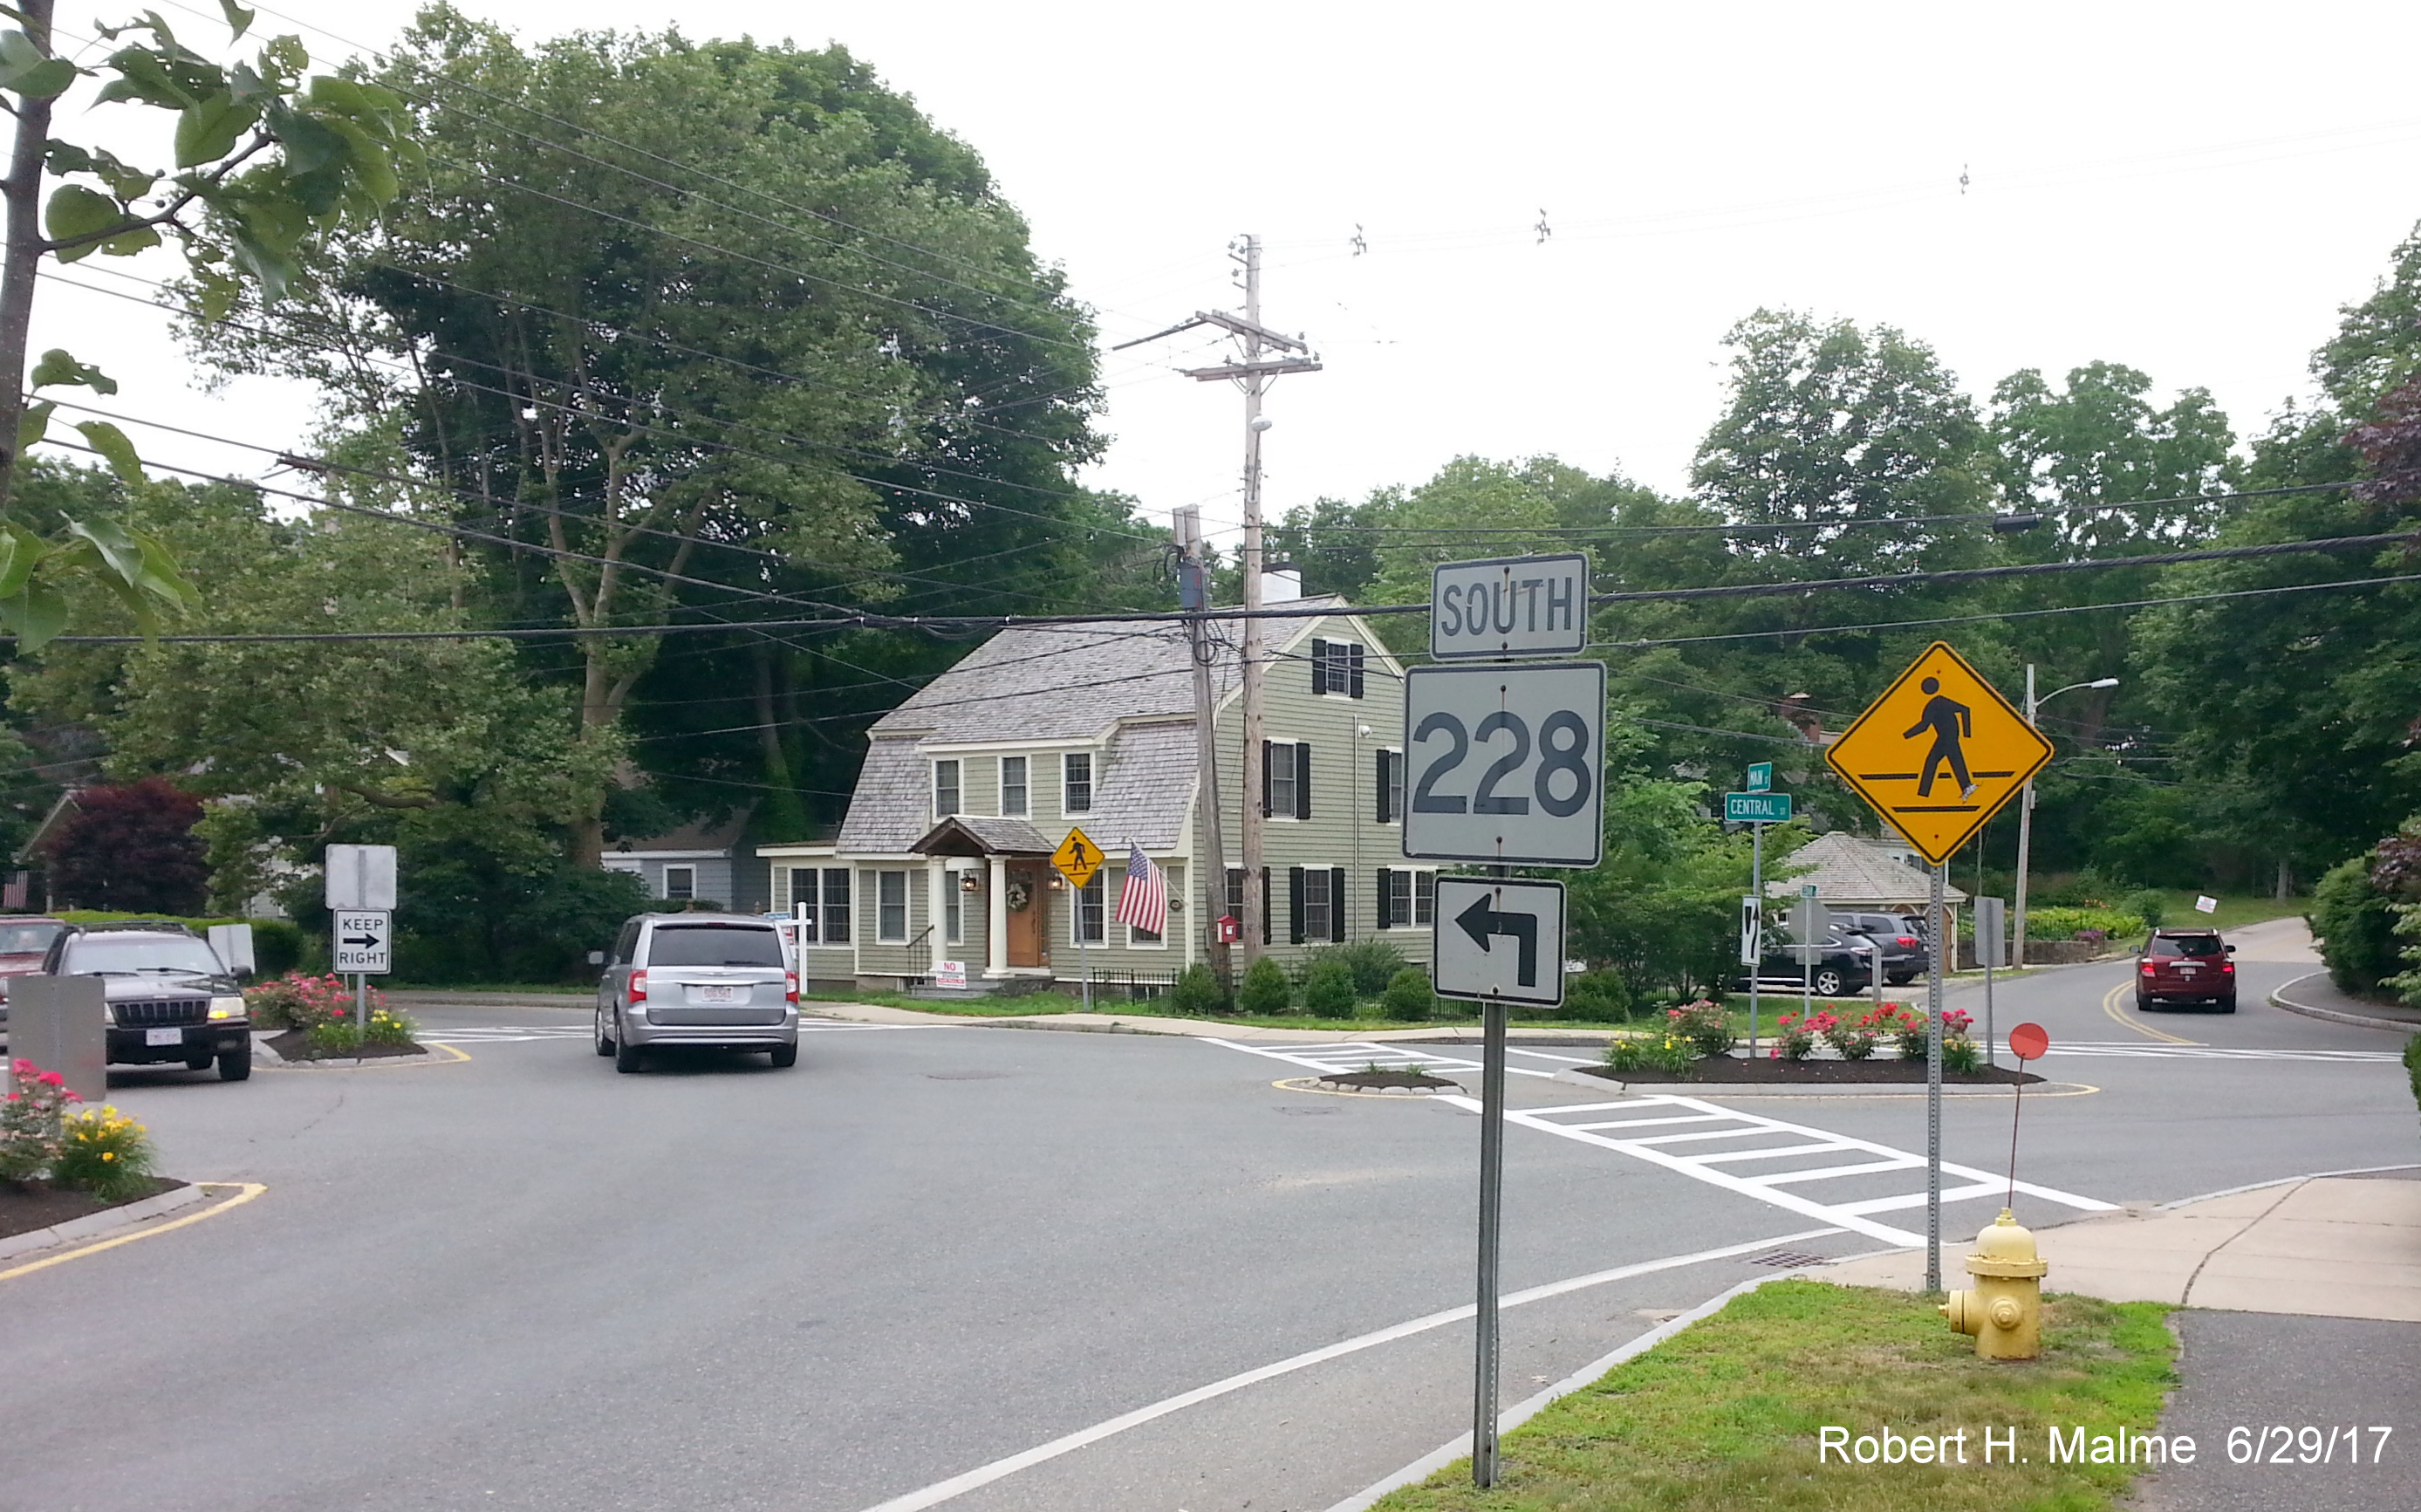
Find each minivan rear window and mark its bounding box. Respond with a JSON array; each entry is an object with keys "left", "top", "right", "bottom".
[
  {"left": 2151, "top": 935, "right": 2222, "bottom": 957},
  {"left": 646, "top": 924, "right": 784, "bottom": 968}
]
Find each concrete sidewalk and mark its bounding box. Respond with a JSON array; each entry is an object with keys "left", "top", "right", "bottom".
[
  {"left": 1818, "top": 1173, "right": 2421, "bottom": 1321},
  {"left": 2271, "top": 970, "right": 2421, "bottom": 1032}
]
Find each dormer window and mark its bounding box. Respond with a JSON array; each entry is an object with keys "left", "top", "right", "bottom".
[
  {"left": 1310, "top": 638, "right": 1364, "bottom": 698},
  {"left": 1063, "top": 751, "right": 1092, "bottom": 813},
  {"left": 934, "top": 759, "right": 961, "bottom": 818}
]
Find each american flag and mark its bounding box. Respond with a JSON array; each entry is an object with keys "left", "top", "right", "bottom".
[{"left": 1113, "top": 840, "right": 1167, "bottom": 937}]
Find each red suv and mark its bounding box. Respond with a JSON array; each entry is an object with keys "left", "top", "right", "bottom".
[{"left": 2136, "top": 928, "right": 2236, "bottom": 1012}]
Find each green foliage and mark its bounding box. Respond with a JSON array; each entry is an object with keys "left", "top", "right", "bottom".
[
  {"left": 2405, "top": 1037, "right": 2420, "bottom": 1118},
  {"left": 1302, "top": 956, "right": 1356, "bottom": 1016},
  {"left": 1301, "top": 938, "right": 1404, "bottom": 996},
  {"left": 51, "top": 1105, "right": 155, "bottom": 1202},
  {"left": 1568, "top": 779, "right": 1772, "bottom": 1002},
  {"left": 1604, "top": 1034, "right": 1693, "bottom": 1078},
  {"left": 0, "top": 5, "right": 420, "bottom": 644},
  {"left": 2122, "top": 889, "right": 2167, "bottom": 931},
  {"left": 2311, "top": 852, "right": 2404, "bottom": 995},
  {"left": 1236, "top": 955, "right": 1291, "bottom": 1016},
  {"left": 1942, "top": 1034, "right": 1983, "bottom": 1075},
  {"left": 305, "top": 1019, "right": 363, "bottom": 1057},
  {"left": 1380, "top": 967, "right": 1437, "bottom": 1023},
  {"left": 1563, "top": 968, "right": 1634, "bottom": 1022},
  {"left": 1168, "top": 962, "right": 1228, "bottom": 1016},
  {"left": 2025, "top": 906, "right": 2145, "bottom": 941}
]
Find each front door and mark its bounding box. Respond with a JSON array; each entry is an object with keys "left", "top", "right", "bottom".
[{"left": 1006, "top": 864, "right": 1045, "bottom": 968}]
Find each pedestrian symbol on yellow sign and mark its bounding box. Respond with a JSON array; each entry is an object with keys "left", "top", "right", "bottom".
[
  {"left": 1052, "top": 827, "right": 1102, "bottom": 889},
  {"left": 1826, "top": 642, "right": 2053, "bottom": 866}
]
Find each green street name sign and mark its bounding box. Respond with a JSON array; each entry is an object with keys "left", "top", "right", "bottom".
[
  {"left": 1746, "top": 762, "right": 1773, "bottom": 793},
  {"left": 1724, "top": 791, "right": 1793, "bottom": 824}
]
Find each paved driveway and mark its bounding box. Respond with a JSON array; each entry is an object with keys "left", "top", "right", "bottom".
[{"left": 4, "top": 944, "right": 2413, "bottom": 1512}]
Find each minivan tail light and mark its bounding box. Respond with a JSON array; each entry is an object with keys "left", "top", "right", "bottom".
[
  {"left": 2220, "top": 961, "right": 2235, "bottom": 974},
  {"left": 2141, "top": 962, "right": 2157, "bottom": 975},
  {"left": 629, "top": 968, "right": 648, "bottom": 1002},
  {"left": 785, "top": 971, "right": 799, "bottom": 1004}
]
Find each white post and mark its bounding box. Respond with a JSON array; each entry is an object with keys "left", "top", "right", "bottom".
[
  {"left": 985, "top": 857, "right": 1009, "bottom": 978},
  {"left": 1747, "top": 823, "right": 1762, "bottom": 1054},
  {"left": 2013, "top": 664, "right": 2035, "bottom": 969},
  {"left": 927, "top": 861, "right": 949, "bottom": 976}
]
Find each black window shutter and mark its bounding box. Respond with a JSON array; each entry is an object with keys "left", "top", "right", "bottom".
[
  {"left": 1260, "top": 739, "right": 1274, "bottom": 818},
  {"left": 1374, "top": 749, "right": 1392, "bottom": 823},
  {"left": 1288, "top": 867, "right": 1306, "bottom": 944},
  {"left": 1310, "top": 638, "right": 1329, "bottom": 694},
  {"left": 1375, "top": 868, "right": 1392, "bottom": 928},
  {"left": 1347, "top": 643, "right": 1365, "bottom": 699},
  {"left": 1296, "top": 742, "right": 1313, "bottom": 820},
  {"left": 1330, "top": 867, "right": 1348, "bottom": 941},
  {"left": 1261, "top": 868, "right": 1272, "bottom": 944}
]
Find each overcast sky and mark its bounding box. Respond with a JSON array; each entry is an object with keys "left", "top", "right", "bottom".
[{"left": 38, "top": 1, "right": 2421, "bottom": 546}]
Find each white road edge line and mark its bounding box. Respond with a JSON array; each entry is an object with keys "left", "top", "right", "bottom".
[
  {"left": 848, "top": 1227, "right": 1843, "bottom": 1512},
  {"left": 1323, "top": 1267, "right": 1815, "bottom": 1512}
]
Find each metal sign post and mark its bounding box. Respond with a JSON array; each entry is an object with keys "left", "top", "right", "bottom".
[
  {"left": 1053, "top": 828, "right": 1103, "bottom": 1013},
  {"left": 1825, "top": 646, "right": 2047, "bottom": 1298},
  {"left": 1927, "top": 863, "right": 1946, "bottom": 1291},
  {"left": 1416, "top": 554, "right": 1597, "bottom": 1491}
]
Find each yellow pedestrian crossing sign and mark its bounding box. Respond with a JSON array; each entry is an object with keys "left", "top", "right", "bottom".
[
  {"left": 1824, "top": 642, "right": 2054, "bottom": 866},
  {"left": 1052, "top": 826, "right": 1103, "bottom": 888}
]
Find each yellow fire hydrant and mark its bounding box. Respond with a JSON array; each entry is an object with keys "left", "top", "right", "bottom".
[{"left": 1939, "top": 1209, "right": 2048, "bottom": 1360}]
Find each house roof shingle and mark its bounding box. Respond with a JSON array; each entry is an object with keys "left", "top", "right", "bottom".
[{"left": 1768, "top": 831, "right": 1969, "bottom": 908}]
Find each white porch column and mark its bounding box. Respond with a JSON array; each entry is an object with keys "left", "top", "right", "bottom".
[
  {"left": 927, "top": 861, "right": 948, "bottom": 973},
  {"left": 985, "top": 855, "right": 1009, "bottom": 977}
]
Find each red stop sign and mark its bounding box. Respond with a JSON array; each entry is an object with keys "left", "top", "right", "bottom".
[{"left": 2008, "top": 1022, "right": 2049, "bottom": 1062}]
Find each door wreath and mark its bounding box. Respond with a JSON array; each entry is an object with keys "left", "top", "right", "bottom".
[{"left": 1005, "top": 879, "right": 1032, "bottom": 912}]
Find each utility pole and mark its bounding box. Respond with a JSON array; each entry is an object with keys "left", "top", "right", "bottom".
[
  {"left": 1176, "top": 506, "right": 1230, "bottom": 987},
  {"left": 1112, "top": 235, "right": 1322, "bottom": 964},
  {"left": 2014, "top": 665, "right": 2036, "bottom": 971}
]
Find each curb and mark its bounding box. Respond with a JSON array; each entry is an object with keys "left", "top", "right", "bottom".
[
  {"left": 0, "top": 1181, "right": 210, "bottom": 1263},
  {"left": 1322, "top": 1270, "right": 1807, "bottom": 1512},
  {"left": 2269, "top": 972, "right": 2421, "bottom": 1034}
]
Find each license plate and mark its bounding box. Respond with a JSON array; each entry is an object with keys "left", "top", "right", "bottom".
[
  {"left": 146, "top": 1026, "right": 183, "bottom": 1046},
  {"left": 693, "top": 984, "right": 745, "bottom": 1004}
]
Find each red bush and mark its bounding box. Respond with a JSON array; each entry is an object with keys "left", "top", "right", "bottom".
[{"left": 42, "top": 778, "right": 209, "bottom": 914}]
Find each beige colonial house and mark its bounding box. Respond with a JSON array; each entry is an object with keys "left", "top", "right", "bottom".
[{"left": 759, "top": 598, "right": 1434, "bottom": 994}]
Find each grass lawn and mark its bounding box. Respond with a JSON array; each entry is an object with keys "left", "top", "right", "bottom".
[
  {"left": 2144, "top": 890, "right": 2307, "bottom": 933},
  {"left": 1371, "top": 1281, "right": 2178, "bottom": 1512},
  {"left": 804, "top": 989, "right": 1638, "bottom": 1034}
]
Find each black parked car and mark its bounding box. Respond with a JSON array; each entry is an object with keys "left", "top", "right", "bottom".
[
  {"left": 1733, "top": 925, "right": 1882, "bottom": 998},
  {"left": 41, "top": 922, "right": 253, "bottom": 1080},
  {"left": 1829, "top": 911, "right": 1928, "bottom": 984}
]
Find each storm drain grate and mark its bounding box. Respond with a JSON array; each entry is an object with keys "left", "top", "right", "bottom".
[{"left": 1748, "top": 1250, "right": 1832, "bottom": 1269}]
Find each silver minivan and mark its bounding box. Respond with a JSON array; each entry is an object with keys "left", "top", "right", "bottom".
[{"left": 595, "top": 913, "right": 799, "bottom": 1072}]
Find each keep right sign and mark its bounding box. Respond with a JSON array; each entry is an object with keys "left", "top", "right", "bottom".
[{"left": 1825, "top": 641, "right": 2053, "bottom": 866}]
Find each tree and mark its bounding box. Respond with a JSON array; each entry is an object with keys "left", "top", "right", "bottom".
[
  {"left": 195, "top": 9, "right": 1124, "bottom": 861},
  {"left": 0, "top": 2, "right": 413, "bottom": 644},
  {"left": 1692, "top": 310, "right": 1992, "bottom": 578},
  {"left": 2130, "top": 222, "right": 2421, "bottom": 876},
  {"left": 43, "top": 777, "right": 206, "bottom": 912}
]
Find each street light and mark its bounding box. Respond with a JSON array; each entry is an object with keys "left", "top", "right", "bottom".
[{"left": 2011, "top": 671, "right": 2121, "bottom": 968}]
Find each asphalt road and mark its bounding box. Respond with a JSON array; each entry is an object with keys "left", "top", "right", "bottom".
[{"left": 4, "top": 943, "right": 2414, "bottom": 1512}]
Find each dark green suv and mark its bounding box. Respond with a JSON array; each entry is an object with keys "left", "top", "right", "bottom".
[{"left": 43, "top": 923, "right": 253, "bottom": 1080}]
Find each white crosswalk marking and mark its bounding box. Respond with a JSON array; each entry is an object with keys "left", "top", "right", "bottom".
[
  {"left": 2035, "top": 1042, "right": 2402, "bottom": 1064},
  {"left": 1440, "top": 1092, "right": 2117, "bottom": 1246}
]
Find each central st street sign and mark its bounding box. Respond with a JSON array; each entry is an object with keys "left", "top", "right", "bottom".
[
  {"left": 1428, "top": 553, "right": 1590, "bottom": 659},
  {"left": 332, "top": 909, "right": 391, "bottom": 975},
  {"left": 1723, "top": 791, "right": 1792, "bottom": 824},
  {"left": 1400, "top": 660, "right": 1605, "bottom": 867},
  {"left": 1825, "top": 641, "right": 2053, "bottom": 865},
  {"left": 1433, "top": 878, "right": 1564, "bottom": 1007}
]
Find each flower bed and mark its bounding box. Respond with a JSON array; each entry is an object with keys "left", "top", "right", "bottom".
[
  {"left": 247, "top": 973, "right": 426, "bottom": 1059},
  {"left": 2, "top": 1058, "right": 174, "bottom": 1237}
]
